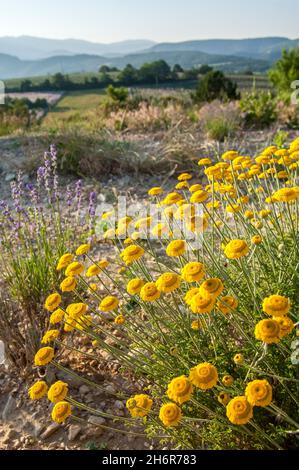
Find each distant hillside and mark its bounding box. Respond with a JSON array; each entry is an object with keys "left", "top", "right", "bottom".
[
  {"left": 0, "top": 36, "right": 156, "bottom": 60},
  {"left": 148, "top": 37, "right": 299, "bottom": 62},
  {"left": 0, "top": 50, "right": 270, "bottom": 80}
]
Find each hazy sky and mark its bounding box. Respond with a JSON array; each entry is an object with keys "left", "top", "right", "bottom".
[{"left": 0, "top": 0, "right": 298, "bottom": 43}]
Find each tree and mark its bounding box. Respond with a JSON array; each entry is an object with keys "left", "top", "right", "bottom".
[
  {"left": 173, "top": 64, "right": 184, "bottom": 74},
  {"left": 139, "top": 60, "right": 172, "bottom": 84},
  {"left": 194, "top": 70, "right": 239, "bottom": 103},
  {"left": 106, "top": 84, "right": 128, "bottom": 103},
  {"left": 118, "top": 64, "right": 138, "bottom": 85},
  {"left": 20, "top": 80, "right": 32, "bottom": 92},
  {"left": 198, "top": 65, "right": 213, "bottom": 75},
  {"left": 99, "top": 65, "right": 111, "bottom": 73},
  {"left": 98, "top": 71, "right": 114, "bottom": 86},
  {"left": 269, "top": 47, "right": 299, "bottom": 100}
]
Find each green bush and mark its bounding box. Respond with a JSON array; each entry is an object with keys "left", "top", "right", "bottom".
[
  {"left": 240, "top": 91, "right": 277, "bottom": 128},
  {"left": 269, "top": 47, "right": 299, "bottom": 102},
  {"left": 194, "top": 71, "right": 240, "bottom": 103}
]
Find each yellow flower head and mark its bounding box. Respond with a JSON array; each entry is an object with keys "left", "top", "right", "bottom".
[
  {"left": 199, "top": 278, "right": 224, "bottom": 299},
  {"left": 176, "top": 181, "right": 189, "bottom": 190},
  {"left": 162, "top": 192, "right": 183, "bottom": 205},
  {"left": 65, "top": 262, "right": 84, "bottom": 277},
  {"left": 222, "top": 375, "right": 234, "bottom": 387},
  {"left": 178, "top": 172, "right": 192, "bottom": 181},
  {"left": 56, "top": 253, "right": 74, "bottom": 271},
  {"left": 273, "top": 188, "right": 297, "bottom": 202},
  {"left": 166, "top": 240, "right": 186, "bottom": 257},
  {"left": 190, "top": 190, "right": 209, "bottom": 204},
  {"left": 198, "top": 158, "right": 212, "bottom": 166},
  {"left": 189, "top": 362, "right": 218, "bottom": 390},
  {"left": 156, "top": 273, "right": 181, "bottom": 293},
  {"left": 191, "top": 319, "right": 204, "bottom": 330},
  {"left": 99, "top": 296, "right": 119, "bottom": 312},
  {"left": 181, "top": 262, "right": 205, "bottom": 283},
  {"left": 28, "top": 381, "right": 48, "bottom": 400},
  {"left": 224, "top": 239, "right": 249, "bottom": 260},
  {"left": 120, "top": 245, "right": 145, "bottom": 265},
  {"left": 222, "top": 151, "right": 239, "bottom": 161},
  {"left": 114, "top": 314, "right": 125, "bottom": 325},
  {"left": 245, "top": 379, "right": 272, "bottom": 407},
  {"left": 159, "top": 403, "right": 182, "bottom": 427},
  {"left": 184, "top": 287, "right": 200, "bottom": 306},
  {"left": 191, "top": 293, "right": 215, "bottom": 315},
  {"left": 140, "top": 282, "right": 161, "bottom": 302},
  {"left": 44, "top": 293, "right": 62, "bottom": 312},
  {"left": 276, "top": 316, "right": 294, "bottom": 338},
  {"left": 126, "top": 394, "right": 153, "bottom": 418},
  {"left": 66, "top": 303, "right": 88, "bottom": 319},
  {"left": 251, "top": 235, "right": 262, "bottom": 245},
  {"left": 244, "top": 210, "right": 254, "bottom": 220},
  {"left": 76, "top": 244, "right": 91, "bottom": 256},
  {"left": 218, "top": 392, "right": 231, "bottom": 406},
  {"left": 127, "top": 278, "right": 145, "bottom": 295},
  {"left": 34, "top": 347, "right": 54, "bottom": 366},
  {"left": 189, "top": 184, "right": 203, "bottom": 193},
  {"left": 41, "top": 329, "right": 59, "bottom": 345},
  {"left": 148, "top": 187, "right": 163, "bottom": 197},
  {"left": 262, "top": 295, "right": 290, "bottom": 317},
  {"left": 226, "top": 396, "right": 253, "bottom": 425},
  {"left": 254, "top": 319, "right": 281, "bottom": 344},
  {"left": 167, "top": 376, "right": 193, "bottom": 404},
  {"left": 51, "top": 401, "right": 71, "bottom": 424},
  {"left": 86, "top": 265, "right": 101, "bottom": 278},
  {"left": 49, "top": 308, "right": 64, "bottom": 325},
  {"left": 217, "top": 296, "right": 238, "bottom": 315},
  {"left": 60, "top": 276, "right": 77, "bottom": 292},
  {"left": 48, "top": 381, "right": 68, "bottom": 404},
  {"left": 233, "top": 353, "right": 244, "bottom": 365}
]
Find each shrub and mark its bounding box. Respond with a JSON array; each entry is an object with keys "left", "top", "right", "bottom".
[
  {"left": 269, "top": 47, "right": 299, "bottom": 102},
  {"left": 198, "top": 101, "right": 241, "bottom": 141},
  {"left": 30, "top": 136, "right": 299, "bottom": 450},
  {"left": 240, "top": 90, "right": 277, "bottom": 128},
  {"left": 194, "top": 70, "right": 240, "bottom": 103}
]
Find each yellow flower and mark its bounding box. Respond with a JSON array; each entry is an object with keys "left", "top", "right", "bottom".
[
  {"left": 166, "top": 240, "right": 186, "bottom": 257},
  {"left": 156, "top": 273, "right": 181, "bottom": 293},
  {"left": 127, "top": 278, "right": 145, "bottom": 295},
  {"left": 148, "top": 187, "right": 163, "bottom": 196},
  {"left": 44, "top": 293, "right": 61, "bottom": 312},
  {"left": 276, "top": 316, "right": 294, "bottom": 338},
  {"left": 178, "top": 172, "right": 192, "bottom": 181},
  {"left": 198, "top": 158, "right": 212, "bottom": 166},
  {"left": 60, "top": 276, "right": 77, "bottom": 292},
  {"left": 99, "top": 296, "right": 119, "bottom": 312},
  {"left": 102, "top": 211, "right": 114, "bottom": 220},
  {"left": 135, "top": 217, "right": 152, "bottom": 230},
  {"left": 50, "top": 308, "right": 64, "bottom": 325},
  {"left": 251, "top": 235, "right": 262, "bottom": 245},
  {"left": 151, "top": 223, "right": 168, "bottom": 237},
  {"left": 34, "top": 347, "right": 54, "bottom": 366},
  {"left": 273, "top": 187, "right": 297, "bottom": 202},
  {"left": 48, "top": 381, "right": 68, "bottom": 404},
  {"left": 126, "top": 394, "right": 153, "bottom": 418},
  {"left": 41, "top": 329, "right": 59, "bottom": 344},
  {"left": 28, "top": 381, "right": 48, "bottom": 400},
  {"left": 56, "top": 253, "right": 74, "bottom": 271},
  {"left": 86, "top": 265, "right": 101, "bottom": 278},
  {"left": 233, "top": 353, "right": 244, "bottom": 365},
  {"left": 222, "top": 375, "right": 234, "bottom": 387},
  {"left": 224, "top": 239, "right": 250, "bottom": 259},
  {"left": 51, "top": 401, "right": 71, "bottom": 424},
  {"left": 199, "top": 278, "right": 224, "bottom": 299},
  {"left": 184, "top": 288, "right": 200, "bottom": 306},
  {"left": 244, "top": 210, "right": 254, "bottom": 220},
  {"left": 218, "top": 392, "right": 231, "bottom": 406},
  {"left": 189, "top": 184, "right": 203, "bottom": 193},
  {"left": 226, "top": 396, "right": 253, "bottom": 425},
  {"left": 181, "top": 262, "right": 205, "bottom": 283},
  {"left": 217, "top": 296, "right": 238, "bottom": 315},
  {"left": 120, "top": 245, "right": 145, "bottom": 265},
  {"left": 167, "top": 376, "right": 193, "bottom": 404},
  {"left": 76, "top": 244, "right": 91, "bottom": 256},
  {"left": 176, "top": 181, "right": 189, "bottom": 190},
  {"left": 259, "top": 209, "right": 271, "bottom": 219},
  {"left": 114, "top": 314, "right": 125, "bottom": 325},
  {"left": 245, "top": 380, "right": 272, "bottom": 407},
  {"left": 65, "top": 262, "right": 84, "bottom": 277},
  {"left": 162, "top": 192, "right": 183, "bottom": 205},
  {"left": 226, "top": 204, "right": 241, "bottom": 214},
  {"left": 159, "top": 403, "right": 182, "bottom": 427},
  {"left": 189, "top": 362, "right": 218, "bottom": 390},
  {"left": 262, "top": 295, "right": 291, "bottom": 317},
  {"left": 191, "top": 319, "right": 204, "bottom": 330},
  {"left": 190, "top": 293, "right": 215, "bottom": 315},
  {"left": 66, "top": 303, "right": 88, "bottom": 319},
  {"left": 222, "top": 150, "right": 239, "bottom": 161},
  {"left": 140, "top": 283, "right": 161, "bottom": 302},
  {"left": 190, "top": 190, "right": 209, "bottom": 204},
  {"left": 103, "top": 228, "right": 115, "bottom": 239},
  {"left": 254, "top": 319, "right": 281, "bottom": 344}
]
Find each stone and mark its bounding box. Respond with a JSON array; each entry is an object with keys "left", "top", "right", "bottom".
[
  {"left": 114, "top": 400, "right": 124, "bottom": 410},
  {"left": 40, "top": 423, "right": 61, "bottom": 440},
  {"left": 68, "top": 424, "right": 81, "bottom": 442},
  {"left": 2, "top": 394, "right": 17, "bottom": 421},
  {"left": 79, "top": 385, "right": 90, "bottom": 396},
  {"left": 104, "top": 384, "right": 116, "bottom": 395},
  {"left": 33, "top": 422, "right": 46, "bottom": 438},
  {"left": 88, "top": 415, "right": 106, "bottom": 426},
  {"left": 4, "top": 173, "right": 16, "bottom": 183}
]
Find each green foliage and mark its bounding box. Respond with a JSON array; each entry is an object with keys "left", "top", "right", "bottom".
[
  {"left": 269, "top": 47, "right": 299, "bottom": 101},
  {"left": 240, "top": 90, "right": 277, "bottom": 128},
  {"left": 194, "top": 71, "right": 240, "bottom": 103},
  {"left": 204, "top": 116, "right": 238, "bottom": 142},
  {"left": 106, "top": 84, "right": 129, "bottom": 104}
]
